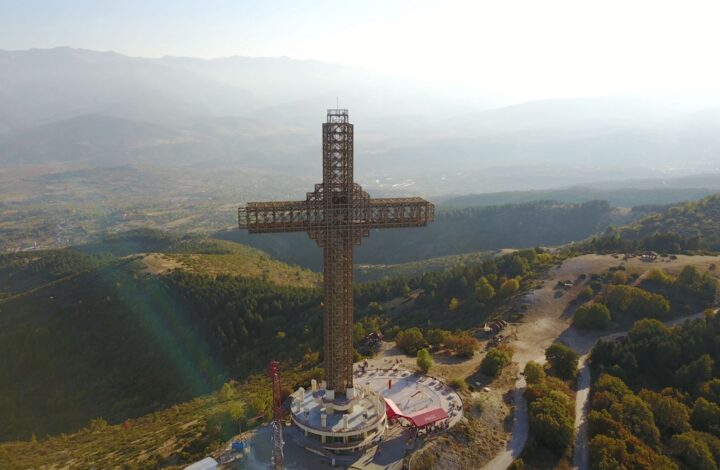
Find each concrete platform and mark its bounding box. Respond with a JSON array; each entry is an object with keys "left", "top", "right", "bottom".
[
  {"left": 237, "top": 366, "right": 463, "bottom": 469},
  {"left": 356, "top": 366, "right": 464, "bottom": 428}
]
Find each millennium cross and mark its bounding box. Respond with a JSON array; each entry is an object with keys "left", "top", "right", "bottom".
[{"left": 238, "top": 109, "right": 434, "bottom": 397}]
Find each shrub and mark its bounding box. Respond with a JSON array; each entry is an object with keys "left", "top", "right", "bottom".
[
  {"left": 677, "top": 265, "right": 718, "bottom": 301},
  {"left": 425, "top": 328, "right": 449, "bottom": 348},
  {"left": 589, "top": 435, "right": 629, "bottom": 470},
  {"left": 605, "top": 285, "right": 670, "bottom": 320},
  {"left": 474, "top": 276, "right": 496, "bottom": 302},
  {"left": 574, "top": 303, "right": 611, "bottom": 329},
  {"left": 449, "top": 377, "right": 468, "bottom": 392},
  {"left": 413, "top": 451, "right": 436, "bottom": 470},
  {"left": 619, "top": 394, "right": 661, "bottom": 446},
  {"left": 647, "top": 268, "right": 674, "bottom": 285},
  {"left": 528, "top": 391, "right": 574, "bottom": 453},
  {"left": 416, "top": 348, "right": 433, "bottom": 373},
  {"left": 613, "top": 271, "right": 629, "bottom": 285},
  {"left": 499, "top": 278, "right": 520, "bottom": 298},
  {"left": 481, "top": 347, "right": 513, "bottom": 377},
  {"left": 700, "top": 378, "right": 720, "bottom": 404},
  {"left": 639, "top": 389, "right": 690, "bottom": 437},
  {"left": 395, "top": 327, "right": 427, "bottom": 355},
  {"left": 692, "top": 398, "right": 720, "bottom": 436},
  {"left": 669, "top": 432, "right": 717, "bottom": 470},
  {"left": 445, "top": 333, "right": 479, "bottom": 357},
  {"left": 545, "top": 343, "right": 579, "bottom": 380},
  {"left": 523, "top": 361, "right": 546, "bottom": 384},
  {"left": 675, "top": 354, "right": 714, "bottom": 389},
  {"left": 576, "top": 286, "right": 594, "bottom": 302},
  {"left": 592, "top": 374, "right": 631, "bottom": 401}
]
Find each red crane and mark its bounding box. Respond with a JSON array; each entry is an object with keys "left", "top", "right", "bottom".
[{"left": 268, "top": 360, "right": 284, "bottom": 470}]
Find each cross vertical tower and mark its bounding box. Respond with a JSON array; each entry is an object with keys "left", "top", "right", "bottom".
[{"left": 239, "top": 109, "right": 434, "bottom": 396}]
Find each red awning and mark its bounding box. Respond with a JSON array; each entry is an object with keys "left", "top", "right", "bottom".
[
  {"left": 384, "top": 398, "right": 403, "bottom": 420},
  {"left": 384, "top": 397, "right": 449, "bottom": 428},
  {"left": 408, "top": 407, "right": 448, "bottom": 428}
]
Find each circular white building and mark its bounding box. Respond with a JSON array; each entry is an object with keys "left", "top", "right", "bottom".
[{"left": 289, "top": 380, "right": 387, "bottom": 453}]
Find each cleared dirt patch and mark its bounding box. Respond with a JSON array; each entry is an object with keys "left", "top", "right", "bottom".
[{"left": 139, "top": 253, "right": 185, "bottom": 275}]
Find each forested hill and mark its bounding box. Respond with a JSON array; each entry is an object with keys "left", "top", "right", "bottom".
[
  {"left": 220, "top": 200, "right": 626, "bottom": 270},
  {"left": 589, "top": 314, "right": 720, "bottom": 468},
  {"left": 0, "top": 227, "right": 552, "bottom": 443},
  {"left": 587, "top": 194, "right": 720, "bottom": 253},
  {"left": 0, "top": 229, "right": 318, "bottom": 297},
  {"left": 0, "top": 233, "right": 325, "bottom": 442}
]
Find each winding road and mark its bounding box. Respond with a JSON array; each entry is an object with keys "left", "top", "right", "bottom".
[
  {"left": 479, "top": 254, "right": 719, "bottom": 470},
  {"left": 481, "top": 377, "right": 528, "bottom": 470}
]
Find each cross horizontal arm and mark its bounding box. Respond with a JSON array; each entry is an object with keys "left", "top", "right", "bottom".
[
  {"left": 238, "top": 200, "right": 314, "bottom": 233},
  {"left": 239, "top": 197, "right": 434, "bottom": 233},
  {"left": 362, "top": 198, "right": 434, "bottom": 229}
]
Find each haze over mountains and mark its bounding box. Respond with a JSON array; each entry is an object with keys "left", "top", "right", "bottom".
[{"left": 2, "top": 47, "right": 720, "bottom": 196}]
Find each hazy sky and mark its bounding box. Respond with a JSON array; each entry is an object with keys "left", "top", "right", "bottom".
[{"left": 2, "top": 0, "right": 720, "bottom": 99}]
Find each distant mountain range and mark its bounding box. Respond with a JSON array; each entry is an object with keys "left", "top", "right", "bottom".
[{"left": 2, "top": 48, "right": 720, "bottom": 195}]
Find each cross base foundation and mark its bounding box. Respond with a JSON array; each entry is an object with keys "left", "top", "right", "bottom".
[{"left": 289, "top": 382, "right": 387, "bottom": 454}]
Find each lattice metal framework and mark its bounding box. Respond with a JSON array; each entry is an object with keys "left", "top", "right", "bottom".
[
  {"left": 268, "top": 361, "right": 284, "bottom": 470},
  {"left": 239, "top": 109, "right": 434, "bottom": 394}
]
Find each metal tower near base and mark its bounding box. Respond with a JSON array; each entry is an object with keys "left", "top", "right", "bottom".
[
  {"left": 239, "top": 109, "right": 434, "bottom": 396},
  {"left": 269, "top": 361, "right": 284, "bottom": 470}
]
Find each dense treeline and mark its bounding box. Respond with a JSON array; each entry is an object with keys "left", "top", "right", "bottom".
[
  {"left": 0, "top": 260, "right": 322, "bottom": 442},
  {"left": 517, "top": 343, "right": 579, "bottom": 468},
  {"left": 0, "top": 249, "right": 111, "bottom": 296},
  {"left": 165, "top": 271, "right": 323, "bottom": 377},
  {"left": 573, "top": 265, "right": 717, "bottom": 330},
  {"left": 0, "top": 244, "right": 552, "bottom": 442},
  {"left": 584, "top": 194, "right": 720, "bottom": 254},
  {"left": 588, "top": 313, "right": 720, "bottom": 469},
  {"left": 80, "top": 228, "right": 247, "bottom": 256},
  {"left": 355, "top": 248, "right": 553, "bottom": 331},
  {"left": 221, "top": 200, "right": 614, "bottom": 269}
]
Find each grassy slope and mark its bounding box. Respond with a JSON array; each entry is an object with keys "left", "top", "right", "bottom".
[
  {"left": 0, "top": 376, "right": 277, "bottom": 470},
  {"left": 169, "top": 249, "right": 319, "bottom": 288}
]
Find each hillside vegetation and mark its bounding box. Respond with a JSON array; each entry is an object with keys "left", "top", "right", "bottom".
[
  {"left": 587, "top": 194, "right": 720, "bottom": 253},
  {"left": 0, "top": 259, "right": 322, "bottom": 442},
  {"left": 222, "top": 200, "right": 617, "bottom": 269},
  {"left": 0, "top": 231, "right": 324, "bottom": 441},
  {"left": 589, "top": 313, "right": 720, "bottom": 469},
  {"left": 0, "top": 230, "right": 555, "bottom": 444}
]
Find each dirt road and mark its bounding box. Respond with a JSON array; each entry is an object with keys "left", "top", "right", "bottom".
[
  {"left": 483, "top": 253, "right": 719, "bottom": 470},
  {"left": 481, "top": 376, "right": 528, "bottom": 470}
]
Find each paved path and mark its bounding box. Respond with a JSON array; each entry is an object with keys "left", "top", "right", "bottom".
[
  {"left": 481, "top": 377, "right": 527, "bottom": 470},
  {"left": 479, "top": 252, "right": 718, "bottom": 470},
  {"left": 571, "top": 358, "right": 591, "bottom": 470}
]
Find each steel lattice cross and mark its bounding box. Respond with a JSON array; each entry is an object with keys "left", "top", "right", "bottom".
[{"left": 239, "top": 109, "right": 434, "bottom": 395}]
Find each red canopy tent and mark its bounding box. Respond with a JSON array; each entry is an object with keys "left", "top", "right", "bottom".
[
  {"left": 407, "top": 408, "right": 449, "bottom": 428},
  {"left": 383, "top": 398, "right": 449, "bottom": 429}
]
